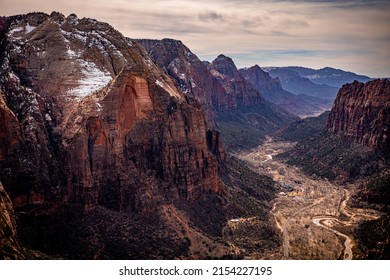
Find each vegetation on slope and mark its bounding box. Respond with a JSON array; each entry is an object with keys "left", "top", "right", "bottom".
[
  {"left": 278, "top": 132, "right": 384, "bottom": 182},
  {"left": 352, "top": 170, "right": 390, "bottom": 260},
  {"left": 275, "top": 111, "right": 329, "bottom": 142},
  {"left": 217, "top": 104, "right": 296, "bottom": 150}
]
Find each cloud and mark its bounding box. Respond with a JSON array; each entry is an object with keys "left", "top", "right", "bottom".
[
  {"left": 0, "top": 0, "right": 389, "bottom": 77},
  {"left": 199, "top": 11, "right": 225, "bottom": 22}
]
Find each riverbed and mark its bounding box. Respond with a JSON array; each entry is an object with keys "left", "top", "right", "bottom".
[{"left": 235, "top": 137, "right": 381, "bottom": 259}]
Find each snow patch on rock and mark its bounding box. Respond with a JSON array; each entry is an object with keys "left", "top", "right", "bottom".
[
  {"left": 25, "top": 23, "right": 36, "bottom": 34},
  {"left": 67, "top": 61, "right": 112, "bottom": 100},
  {"left": 155, "top": 79, "right": 182, "bottom": 99}
]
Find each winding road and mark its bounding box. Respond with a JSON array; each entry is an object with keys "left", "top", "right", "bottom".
[
  {"left": 310, "top": 189, "right": 380, "bottom": 260},
  {"left": 312, "top": 217, "right": 353, "bottom": 260},
  {"left": 238, "top": 137, "right": 381, "bottom": 260}
]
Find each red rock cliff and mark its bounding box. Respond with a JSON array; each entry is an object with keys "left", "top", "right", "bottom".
[
  {"left": 0, "top": 181, "right": 25, "bottom": 259},
  {"left": 208, "top": 54, "right": 264, "bottom": 108},
  {"left": 136, "top": 39, "right": 233, "bottom": 112},
  {"left": 326, "top": 79, "right": 390, "bottom": 152},
  {"left": 0, "top": 12, "right": 281, "bottom": 260},
  {"left": 0, "top": 12, "right": 222, "bottom": 214}
]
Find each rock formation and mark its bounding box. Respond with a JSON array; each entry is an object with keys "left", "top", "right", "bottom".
[
  {"left": 206, "top": 55, "right": 297, "bottom": 149},
  {"left": 240, "top": 65, "right": 331, "bottom": 117},
  {"left": 207, "top": 54, "right": 264, "bottom": 108},
  {"left": 279, "top": 79, "right": 389, "bottom": 183},
  {"left": 137, "top": 39, "right": 238, "bottom": 113},
  {"left": 0, "top": 12, "right": 280, "bottom": 259},
  {"left": 239, "top": 65, "right": 283, "bottom": 96},
  {"left": 136, "top": 40, "right": 296, "bottom": 149},
  {"left": 0, "top": 11, "right": 224, "bottom": 209},
  {"left": 0, "top": 181, "right": 25, "bottom": 259},
  {"left": 326, "top": 79, "right": 390, "bottom": 152},
  {"left": 0, "top": 12, "right": 228, "bottom": 258}
]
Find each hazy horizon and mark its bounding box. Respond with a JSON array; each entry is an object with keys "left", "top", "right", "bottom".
[{"left": 1, "top": 0, "right": 389, "bottom": 78}]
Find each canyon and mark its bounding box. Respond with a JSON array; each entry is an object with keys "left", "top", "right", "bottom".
[{"left": 0, "top": 12, "right": 389, "bottom": 260}]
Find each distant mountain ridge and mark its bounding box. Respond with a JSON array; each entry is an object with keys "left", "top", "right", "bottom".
[
  {"left": 263, "top": 67, "right": 339, "bottom": 99},
  {"left": 262, "top": 66, "right": 372, "bottom": 100},
  {"left": 239, "top": 65, "right": 332, "bottom": 117},
  {"left": 281, "top": 66, "right": 372, "bottom": 88}
]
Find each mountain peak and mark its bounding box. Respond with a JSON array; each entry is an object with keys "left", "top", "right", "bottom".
[
  {"left": 247, "top": 64, "right": 265, "bottom": 72},
  {"left": 209, "top": 54, "right": 238, "bottom": 77}
]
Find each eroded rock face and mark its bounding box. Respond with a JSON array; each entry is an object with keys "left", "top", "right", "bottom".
[
  {"left": 136, "top": 39, "right": 232, "bottom": 112},
  {"left": 0, "top": 181, "right": 25, "bottom": 259},
  {"left": 136, "top": 40, "right": 296, "bottom": 149},
  {"left": 0, "top": 12, "right": 221, "bottom": 217},
  {"left": 239, "top": 65, "right": 283, "bottom": 94},
  {"left": 208, "top": 54, "right": 264, "bottom": 108},
  {"left": 0, "top": 12, "right": 280, "bottom": 259},
  {"left": 326, "top": 79, "right": 390, "bottom": 152}
]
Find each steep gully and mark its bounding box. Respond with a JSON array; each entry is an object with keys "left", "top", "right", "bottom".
[{"left": 236, "top": 137, "right": 381, "bottom": 259}]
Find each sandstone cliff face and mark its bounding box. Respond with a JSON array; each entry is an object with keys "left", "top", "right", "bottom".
[
  {"left": 206, "top": 55, "right": 297, "bottom": 149},
  {"left": 0, "top": 181, "right": 25, "bottom": 259},
  {"left": 0, "top": 12, "right": 229, "bottom": 259},
  {"left": 136, "top": 39, "right": 233, "bottom": 112},
  {"left": 208, "top": 54, "right": 264, "bottom": 108},
  {"left": 0, "top": 12, "right": 223, "bottom": 213},
  {"left": 239, "top": 65, "right": 282, "bottom": 94},
  {"left": 0, "top": 12, "right": 282, "bottom": 259},
  {"left": 326, "top": 79, "right": 390, "bottom": 152},
  {"left": 136, "top": 42, "right": 296, "bottom": 149}
]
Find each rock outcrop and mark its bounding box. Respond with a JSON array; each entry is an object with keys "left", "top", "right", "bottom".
[
  {"left": 0, "top": 12, "right": 230, "bottom": 258},
  {"left": 137, "top": 39, "right": 234, "bottom": 112},
  {"left": 207, "top": 54, "right": 264, "bottom": 108},
  {"left": 279, "top": 79, "right": 389, "bottom": 183},
  {"left": 0, "top": 12, "right": 283, "bottom": 259},
  {"left": 239, "top": 65, "right": 283, "bottom": 96},
  {"left": 207, "top": 55, "right": 297, "bottom": 149},
  {"left": 0, "top": 181, "right": 25, "bottom": 259},
  {"left": 326, "top": 79, "right": 390, "bottom": 152},
  {"left": 137, "top": 40, "right": 296, "bottom": 149}
]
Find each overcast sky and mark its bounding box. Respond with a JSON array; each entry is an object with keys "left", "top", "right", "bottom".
[{"left": 1, "top": 0, "right": 389, "bottom": 77}]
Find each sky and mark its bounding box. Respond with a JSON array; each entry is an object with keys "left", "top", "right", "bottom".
[{"left": 1, "top": 0, "right": 389, "bottom": 77}]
